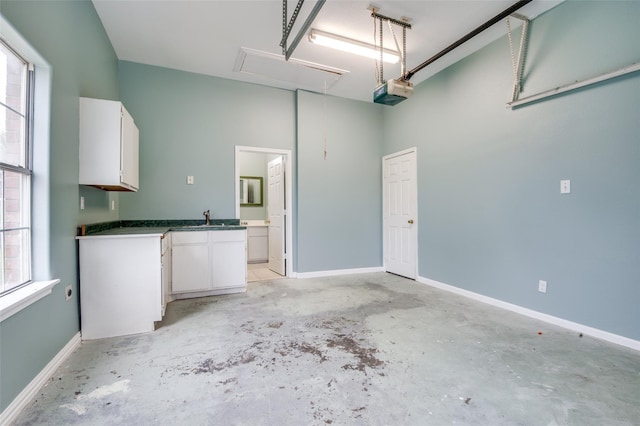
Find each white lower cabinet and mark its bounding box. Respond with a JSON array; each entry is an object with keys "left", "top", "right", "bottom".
[
  {"left": 172, "top": 229, "right": 247, "bottom": 298},
  {"left": 171, "top": 231, "right": 210, "bottom": 293},
  {"left": 161, "top": 232, "right": 172, "bottom": 314},
  {"left": 247, "top": 226, "right": 268, "bottom": 263},
  {"left": 78, "top": 234, "right": 164, "bottom": 340},
  {"left": 211, "top": 230, "right": 247, "bottom": 289}
]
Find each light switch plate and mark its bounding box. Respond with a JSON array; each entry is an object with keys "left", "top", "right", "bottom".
[
  {"left": 560, "top": 180, "right": 571, "bottom": 194},
  {"left": 80, "top": 196, "right": 85, "bottom": 210},
  {"left": 187, "top": 176, "right": 194, "bottom": 185}
]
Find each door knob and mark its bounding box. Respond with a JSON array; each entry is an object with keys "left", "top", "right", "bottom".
[{"left": 408, "top": 219, "right": 414, "bottom": 224}]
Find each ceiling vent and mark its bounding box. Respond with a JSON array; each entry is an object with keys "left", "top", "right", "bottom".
[{"left": 234, "top": 47, "right": 348, "bottom": 92}]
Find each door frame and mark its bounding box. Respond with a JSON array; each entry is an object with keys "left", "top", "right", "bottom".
[
  {"left": 382, "top": 147, "right": 418, "bottom": 279},
  {"left": 235, "top": 146, "right": 293, "bottom": 277}
]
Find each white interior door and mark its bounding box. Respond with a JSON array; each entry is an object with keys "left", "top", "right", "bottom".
[
  {"left": 268, "top": 156, "right": 286, "bottom": 276},
  {"left": 383, "top": 148, "right": 417, "bottom": 279}
]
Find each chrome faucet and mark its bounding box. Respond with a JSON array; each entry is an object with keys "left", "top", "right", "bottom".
[{"left": 203, "top": 209, "right": 211, "bottom": 225}]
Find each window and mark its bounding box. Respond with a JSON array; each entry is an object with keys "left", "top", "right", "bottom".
[{"left": 0, "top": 39, "right": 32, "bottom": 294}]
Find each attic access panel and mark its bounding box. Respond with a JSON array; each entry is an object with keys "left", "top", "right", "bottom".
[{"left": 234, "top": 47, "right": 348, "bottom": 92}]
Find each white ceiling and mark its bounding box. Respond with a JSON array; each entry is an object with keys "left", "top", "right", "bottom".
[{"left": 92, "top": 0, "right": 563, "bottom": 103}]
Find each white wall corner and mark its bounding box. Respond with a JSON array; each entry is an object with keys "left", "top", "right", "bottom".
[
  {"left": 0, "top": 332, "right": 81, "bottom": 425},
  {"left": 417, "top": 276, "right": 640, "bottom": 352}
]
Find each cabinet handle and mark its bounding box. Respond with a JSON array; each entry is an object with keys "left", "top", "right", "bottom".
[{"left": 408, "top": 219, "right": 414, "bottom": 224}]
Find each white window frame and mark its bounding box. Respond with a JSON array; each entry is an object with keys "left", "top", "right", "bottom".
[
  {"left": 0, "top": 16, "right": 58, "bottom": 322},
  {"left": 1, "top": 37, "right": 33, "bottom": 294}
]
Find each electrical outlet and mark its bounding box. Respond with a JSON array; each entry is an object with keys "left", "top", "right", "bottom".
[
  {"left": 187, "top": 176, "right": 194, "bottom": 185},
  {"left": 65, "top": 285, "right": 73, "bottom": 301},
  {"left": 538, "top": 280, "right": 547, "bottom": 293},
  {"left": 560, "top": 180, "right": 571, "bottom": 194}
]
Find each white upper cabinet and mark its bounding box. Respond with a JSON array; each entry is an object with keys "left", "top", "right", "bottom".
[{"left": 79, "top": 97, "right": 139, "bottom": 191}]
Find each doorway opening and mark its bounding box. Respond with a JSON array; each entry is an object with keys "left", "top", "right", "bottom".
[{"left": 235, "top": 146, "right": 293, "bottom": 281}]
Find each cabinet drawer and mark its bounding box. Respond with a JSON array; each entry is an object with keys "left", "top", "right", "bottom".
[
  {"left": 247, "top": 226, "right": 268, "bottom": 237},
  {"left": 172, "top": 231, "right": 208, "bottom": 244}
]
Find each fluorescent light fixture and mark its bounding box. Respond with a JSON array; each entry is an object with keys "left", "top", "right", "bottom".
[{"left": 308, "top": 29, "right": 400, "bottom": 64}]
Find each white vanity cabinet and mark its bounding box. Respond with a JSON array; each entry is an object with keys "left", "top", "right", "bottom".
[
  {"left": 172, "top": 229, "right": 247, "bottom": 298},
  {"left": 79, "top": 97, "right": 139, "bottom": 191},
  {"left": 78, "top": 233, "right": 165, "bottom": 340},
  {"left": 247, "top": 226, "right": 268, "bottom": 263}
]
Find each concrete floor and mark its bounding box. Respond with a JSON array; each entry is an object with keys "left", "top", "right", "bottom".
[{"left": 14, "top": 272, "right": 640, "bottom": 425}]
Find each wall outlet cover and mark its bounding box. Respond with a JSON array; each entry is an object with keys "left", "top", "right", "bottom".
[
  {"left": 538, "top": 280, "right": 547, "bottom": 293},
  {"left": 560, "top": 180, "right": 571, "bottom": 194},
  {"left": 65, "top": 285, "right": 73, "bottom": 301}
]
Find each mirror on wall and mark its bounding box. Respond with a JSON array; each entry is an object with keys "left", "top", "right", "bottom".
[{"left": 240, "top": 176, "right": 263, "bottom": 207}]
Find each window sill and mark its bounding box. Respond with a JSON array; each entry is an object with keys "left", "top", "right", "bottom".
[{"left": 0, "top": 279, "right": 60, "bottom": 323}]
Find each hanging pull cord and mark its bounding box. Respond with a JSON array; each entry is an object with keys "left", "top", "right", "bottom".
[{"left": 323, "top": 80, "right": 328, "bottom": 160}]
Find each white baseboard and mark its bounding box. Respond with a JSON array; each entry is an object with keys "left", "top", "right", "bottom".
[
  {"left": 418, "top": 276, "right": 640, "bottom": 352},
  {"left": 296, "top": 266, "right": 384, "bottom": 279},
  {"left": 0, "top": 332, "right": 81, "bottom": 424}
]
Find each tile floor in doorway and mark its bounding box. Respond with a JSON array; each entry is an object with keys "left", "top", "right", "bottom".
[{"left": 247, "top": 262, "right": 283, "bottom": 282}]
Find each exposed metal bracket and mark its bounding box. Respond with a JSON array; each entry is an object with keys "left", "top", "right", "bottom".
[
  {"left": 508, "top": 62, "right": 640, "bottom": 109},
  {"left": 507, "top": 14, "right": 530, "bottom": 103},
  {"left": 371, "top": 11, "right": 412, "bottom": 30},
  {"left": 281, "top": 0, "right": 326, "bottom": 61}
]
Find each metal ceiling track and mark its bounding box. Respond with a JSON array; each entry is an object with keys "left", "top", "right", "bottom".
[
  {"left": 280, "top": 0, "right": 326, "bottom": 61},
  {"left": 403, "top": 0, "right": 533, "bottom": 81}
]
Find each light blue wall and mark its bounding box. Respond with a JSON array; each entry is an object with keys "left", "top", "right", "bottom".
[
  {"left": 2, "top": 0, "right": 637, "bottom": 415},
  {"left": 117, "top": 61, "right": 296, "bottom": 221},
  {"left": 382, "top": 0, "right": 640, "bottom": 339},
  {"left": 297, "top": 90, "right": 384, "bottom": 272},
  {"left": 118, "top": 63, "right": 384, "bottom": 273},
  {"left": 0, "top": 0, "right": 119, "bottom": 411}
]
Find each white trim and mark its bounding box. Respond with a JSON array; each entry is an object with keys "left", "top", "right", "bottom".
[
  {"left": 418, "top": 276, "right": 640, "bottom": 351},
  {"left": 296, "top": 267, "right": 384, "bottom": 279},
  {"left": 0, "top": 279, "right": 60, "bottom": 322},
  {"left": 235, "top": 146, "right": 294, "bottom": 278},
  {"left": 0, "top": 332, "right": 81, "bottom": 425}
]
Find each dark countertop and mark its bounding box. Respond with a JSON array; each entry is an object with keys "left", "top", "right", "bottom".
[{"left": 77, "top": 219, "right": 246, "bottom": 238}]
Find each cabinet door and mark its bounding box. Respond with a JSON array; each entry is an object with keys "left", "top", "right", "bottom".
[
  {"left": 120, "top": 105, "right": 139, "bottom": 190},
  {"left": 79, "top": 236, "right": 161, "bottom": 340},
  {"left": 172, "top": 243, "right": 210, "bottom": 293},
  {"left": 210, "top": 230, "right": 246, "bottom": 289},
  {"left": 161, "top": 234, "right": 171, "bottom": 314}
]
